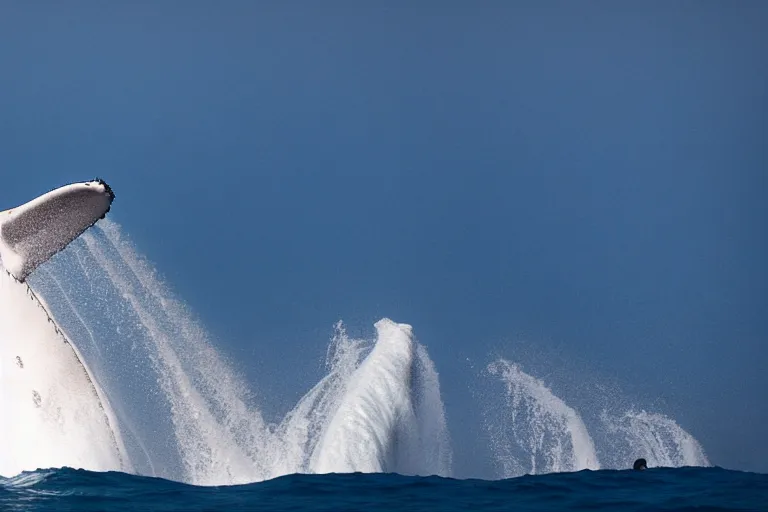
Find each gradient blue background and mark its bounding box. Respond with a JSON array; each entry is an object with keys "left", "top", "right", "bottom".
[{"left": 1, "top": 2, "right": 766, "bottom": 473}]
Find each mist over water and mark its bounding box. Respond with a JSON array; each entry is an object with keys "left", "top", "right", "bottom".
[
  {"left": 482, "top": 360, "right": 709, "bottom": 479},
  {"left": 1, "top": 220, "right": 708, "bottom": 484},
  {"left": 485, "top": 360, "right": 600, "bottom": 477},
  {"left": 599, "top": 410, "right": 709, "bottom": 470}
]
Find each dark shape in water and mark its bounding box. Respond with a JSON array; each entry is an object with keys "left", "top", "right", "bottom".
[{"left": 633, "top": 458, "right": 648, "bottom": 471}]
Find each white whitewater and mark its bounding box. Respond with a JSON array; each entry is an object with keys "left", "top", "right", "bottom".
[
  {"left": 484, "top": 359, "right": 710, "bottom": 476},
  {"left": 601, "top": 410, "right": 710, "bottom": 468},
  {"left": 18, "top": 220, "right": 452, "bottom": 484},
  {"left": 485, "top": 359, "right": 600, "bottom": 477},
  {"left": 268, "top": 322, "right": 369, "bottom": 476},
  {"left": 410, "top": 344, "right": 453, "bottom": 476},
  {"left": 79, "top": 224, "right": 267, "bottom": 485},
  {"left": 310, "top": 319, "right": 451, "bottom": 476},
  {"left": 310, "top": 319, "right": 417, "bottom": 473},
  {"left": 273, "top": 321, "right": 451, "bottom": 478}
]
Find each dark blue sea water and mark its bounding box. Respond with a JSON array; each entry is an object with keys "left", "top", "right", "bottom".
[{"left": 1, "top": 467, "right": 765, "bottom": 512}]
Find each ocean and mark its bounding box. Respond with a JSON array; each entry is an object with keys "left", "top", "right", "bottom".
[{"left": 2, "top": 467, "right": 766, "bottom": 511}]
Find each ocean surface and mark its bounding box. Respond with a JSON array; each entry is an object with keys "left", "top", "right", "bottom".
[{"left": 1, "top": 467, "right": 766, "bottom": 512}]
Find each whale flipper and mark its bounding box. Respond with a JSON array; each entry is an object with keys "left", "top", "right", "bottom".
[
  {"left": 0, "top": 180, "right": 114, "bottom": 281},
  {"left": 0, "top": 179, "right": 127, "bottom": 477}
]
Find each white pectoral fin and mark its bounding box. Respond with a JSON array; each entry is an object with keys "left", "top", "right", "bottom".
[{"left": 0, "top": 179, "right": 115, "bottom": 281}]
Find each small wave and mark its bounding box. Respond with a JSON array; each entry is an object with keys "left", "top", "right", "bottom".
[
  {"left": 2, "top": 467, "right": 766, "bottom": 512},
  {"left": 1, "top": 470, "right": 55, "bottom": 488}
]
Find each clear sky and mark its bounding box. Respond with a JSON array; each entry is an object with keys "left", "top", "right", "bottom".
[{"left": 1, "top": 2, "right": 766, "bottom": 473}]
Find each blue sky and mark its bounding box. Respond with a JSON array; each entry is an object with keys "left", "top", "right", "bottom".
[{"left": 1, "top": 2, "right": 766, "bottom": 473}]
